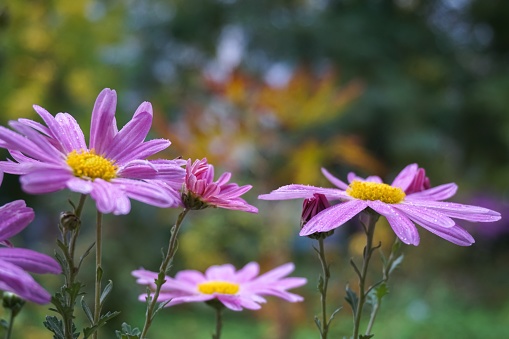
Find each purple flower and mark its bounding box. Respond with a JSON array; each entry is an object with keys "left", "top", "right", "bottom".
[
  {"left": 182, "top": 158, "right": 258, "bottom": 213},
  {"left": 0, "top": 89, "right": 185, "bottom": 215},
  {"left": 0, "top": 199, "right": 61, "bottom": 304},
  {"left": 132, "top": 262, "right": 306, "bottom": 311},
  {"left": 259, "top": 164, "right": 501, "bottom": 246}
]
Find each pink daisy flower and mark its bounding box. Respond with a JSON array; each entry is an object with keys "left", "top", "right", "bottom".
[
  {"left": 182, "top": 158, "right": 258, "bottom": 213},
  {"left": 132, "top": 262, "right": 306, "bottom": 311},
  {"left": 0, "top": 175, "right": 61, "bottom": 304},
  {"left": 259, "top": 164, "right": 501, "bottom": 246},
  {"left": 0, "top": 89, "right": 185, "bottom": 215}
]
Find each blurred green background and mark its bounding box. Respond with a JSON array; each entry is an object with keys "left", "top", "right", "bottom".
[{"left": 1, "top": 0, "right": 509, "bottom": 338}]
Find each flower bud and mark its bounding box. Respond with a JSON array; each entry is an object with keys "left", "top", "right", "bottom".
[
  {"left": 301, "top": 193, "right": 334, "bottom": 240},
  {"left": 2, "top": 292, "right": 25, "bottom": 317},
  {"left": 60, "top": 211, "right": 80, "bottom": 231}
]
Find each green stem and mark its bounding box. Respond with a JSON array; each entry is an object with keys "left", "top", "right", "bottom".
[
  {"left": 364, "top": 237, "right": 401, "bottom": 336},
  {"left": 365, "top": 299, "right": 380, "bottom": 336},
  {"left": 317, "top": 238, "right": 330, "bottom": 339},
  {"left": 93, "top": 211, "right": 103, "bottom": 339},
  {"left": 352, "top": 211, "right": 379, "bottom": 339},
  {"left": 63, "top": 194, "right": 87, "bottom": 339},
  {"left": 140, "top": 208, "right": 190, "bottom": 338},
  {"left": 5, "top": 309, "right": 14, "bottom": 339},
  {"left": 212, "top": 305, "right": 223, "bottom": 339}
]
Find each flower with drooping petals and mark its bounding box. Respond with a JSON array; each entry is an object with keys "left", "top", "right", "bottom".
[
  {"left": 259, "top": 164, "right": 501, "bottom": 246},
  {"left": 0, "top": 175, "right": 61, "bottom": 304},
  {"left": 132, "top": 262, "right": 306, "bottom": 311},
  {"left": 182, "top": 158, "right": 258, "bottom": 213},
  {"left": 0, "top": 88, "right": 185, "bottom": 215}
]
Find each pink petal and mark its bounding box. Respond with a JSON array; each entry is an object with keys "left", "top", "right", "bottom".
[
  {"left": 20, "top": 168, "right": 71, "bottom": 194},
  {"left": 89, "top": 89, "right": 118, "bottom": 154},
  {"left": 417, "top": 223, "right": 474, "bottom": 246},
  {"left": 300, "top": 200, "right": 367, "bottom": 236},
  {"left": 0, "top": 248, "right": 61, "bottom": 274},
  {"left": 393, "top": 203, "right": 456, "bottom": 228},
  {"left": 259, "top": 185, "right": 346, "bottom": 201},
  {"left": 104, "top": 102, "right": 153, "bottom": 160},
  {"left": 0, "top": 200, "right": 34, "bottom": 241},
  {"left": 321, "top": 168, "right": 349, "bottom": 189},
  {"left": 407, "top": 183, "right": 458, "bottom": 201},
  {"left": 367, "top": 200, "right": 420, "bottom": 245},
  {"left": 391, "top": 163, "right": 418, "bottom": 190}
]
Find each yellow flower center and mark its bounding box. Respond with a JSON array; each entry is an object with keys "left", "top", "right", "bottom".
[
  {"left": 198, "top": 281, "right": 240, "bottom": 295},
  {"left": 66, "top": 149, "right": 117, "bottom": 181},
  {"left": 347, "top": 180, "right": 405, "bottom": 204}
]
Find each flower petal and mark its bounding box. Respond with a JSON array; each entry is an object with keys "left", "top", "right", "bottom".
[
  {"left": 403, "top": 200, "right": 501, "bottom": 222},
  {"left": 20, "top": 168, "right": 71, "bottom": 194},
  {"left": 367, "top": 200, "right": 420, "bottom": 245},
  {"left": 89, "top": 89, "right": 118, "bottom": 154},
  {"left": 417, "top": 223, "right": 475, "bottom": 246},
  {"left": 300, "top": 200, "right": 367, "bottom": 236},
  {"left": 0, "top": 248, "right": 61, "bottom": 274},
  {"left": 259, "top": 184, "right": 346, "bottom": 201},
  {"left": 394, "top": 203, "right": 456, "bottom": 228},
  {"left": 0, "top": 260, "right": 52, "bottom": 304},
  {"left": 321, "top": 168, "right": 349, "bottom": 189},
  {"left": 407, "top": 183, "right": 458, "bottom": 201},
  {"left": 0, "top": 200, "right": 34, "bottom": 241},
  {"left": 104, "top": 102, "right": 153, "bottom": 161},
  {"left": 391, "top": 163, "right": 418, "bottom": 190}
]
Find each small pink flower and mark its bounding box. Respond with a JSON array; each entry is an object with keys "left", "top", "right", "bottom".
[
  {"left": 132, "top": 262, "right": 306, "bottom": 311},
  {"left": 182, "top": 158, "right": 258, "bottom": 213},
  {"left": 0, "top": 89, "right": 185, "bottom": 215},
  {"left": 0, "top": 177, "right": 61, "bottom": 304},
  {"left": 259, "top": 164, "right": 501, "bottom": 246}
]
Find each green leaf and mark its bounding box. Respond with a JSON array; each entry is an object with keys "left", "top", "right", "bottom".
[
  {"left": 317, "top": 274, "right": 324, "bottom": 293},
  {"left": 43, "top": 316, "right": 65, "bottom": 339},
  {"left": 359, "top": 334, "right": 374, "bottom": 339},
  {"left": 375, "top": 283, "right": 389, "bottom": 301},
  {"left": 313, "top": 315, "right": 322, "bottom": 333},
  {"left": 83, "top": 311, "right": 120, "bottom": 338},
  {"left": 78, "top": 242, "right": 95, "bottom": 270},
  {"left": 328, "top": 306, "right": 342, "bottom": 326},
  {"left": 388, "top": 254, "right": 404, "bottom": 275},
  {"left": 81, "top": 297, "right": 94, "bottom": 325},
  {"left": 100, "top": 280, "right": 113, "bottom": 306},
  {"left": 115, "top": 322, "right": 141, "bottom": 339},
  {"left": 96, "top": 265, "right": 103, "bottom": 282},
  {"left": 345, "top": 285, "right": 359, "bottom": 316}
]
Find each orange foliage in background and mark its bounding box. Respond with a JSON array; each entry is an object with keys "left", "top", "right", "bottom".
[{"left": 154, "top": 67, "right": 385, "bottom": 186}]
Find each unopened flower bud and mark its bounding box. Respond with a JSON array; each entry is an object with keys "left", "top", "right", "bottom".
[
  {"left": 301, "top": 194, "right": 334, "bottom": 240},
  {"left": 2, "top": 292, "right": 25, "bottom": 317},
  {"left": 60, "top": 211, "right": 80, "bottom": 230}
]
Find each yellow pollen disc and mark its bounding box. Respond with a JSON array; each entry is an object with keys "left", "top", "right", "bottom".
[
  {"left": 347, "top": 180, "right": 406, "bottom": 204},
  {"left": 198, "top": 281, "right": 240, "bottom": 295},
  {"left": 66, "top": 149, "right": 117, "bottom": 181}
]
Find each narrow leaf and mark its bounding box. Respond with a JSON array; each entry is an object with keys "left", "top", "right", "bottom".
[
  {"left": 100, "top": 280, "right": 113, "bottom": 306},
  {"left": 81, "top": 297, "right": 94, "bottom": 324}
]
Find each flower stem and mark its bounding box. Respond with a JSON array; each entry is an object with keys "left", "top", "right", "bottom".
[
  {"left": 5, "top": 308, "right": 15, "bottom": 339},
  {"left": 93, "top": 211, "right": 103, "bottom": 339},
  {"left": 316, "top": 237, "right": 331, "bottom": 339},
  {"left": 212, "top": 305, "right": 223, "bottom": 339},
  {"left": 140, "top": 208, "right": 190, "bottom": 338},
  {"left": 61, "top": 194, "right": 87, "bottom": 339},
  {"left": 352, "top": 211, "right": 379, "bottom": 339}
]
